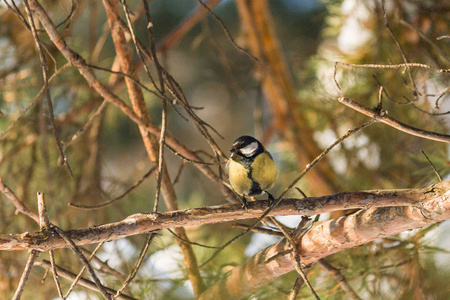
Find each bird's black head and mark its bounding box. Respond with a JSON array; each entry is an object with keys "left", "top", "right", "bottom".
[{"left": 230, "top": 135, "right": 264, "bottom": 159}]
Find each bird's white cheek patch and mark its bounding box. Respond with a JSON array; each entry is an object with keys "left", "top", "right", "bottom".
[{"left": 240, "top": 142, "right": 258, "bottom": 156}]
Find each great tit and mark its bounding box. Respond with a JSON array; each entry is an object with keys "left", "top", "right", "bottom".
[{"left": 228, "top": 135, "right": 278, "bottom": 209}]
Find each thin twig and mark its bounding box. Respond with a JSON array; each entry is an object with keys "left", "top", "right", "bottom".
[
  {"left": 0, "top": 176, "right": 39, "bottom": 223},
  {"left": 377, "top": 86, "right": 384, "bottom": 108},
  {"left": 3, "top": 0, "right": 29, "bottom": 29},
  {"left": 421, "top": 150, "right": 442, "bottom": 182},
  {"left": 80, "top": 247, "right": 127, "bottom": 282},
  {"left": 276, "top": 120, "right": 375, "bottom": 201},
  {"left": 64, "top": 242, "right": 105, "bottom": 299},
  {"left": 399, "top": 19, "right": 448, "bottom": 63},
  {"left": 231, "top": 223, "right": 284, "bottom": 237},
  {"left": 114, "top": 233, "right": 156, "bottom": 299},
  {"left": 164, "top": 144, "right": 215, "bottom": 165},
  {"left": 69, "top": 167, "right": 156, "bottom": 209},
  {"left": 37, "top": 261, "right": 137, "bottom": 300},
  {"left": 37, "top": 191, "right": 65, "bottom": 299},
  {"left": 334, "top": 61, "right": 450, "bottom": 90},
  {"left": 381, "top": 0, "right": 418, "bottom": 97},
  {"left": 167, "top": 229, "right": 221, "bottom": 249},
  {"left": 334, "top": 61, "right": 449, "bottom": 76},
  {"left": 11, "top": 250, "right": 41, "bottom": 300},
  {"left": 53, "top": 226, "right": 112, "bottom": 299},
  {"left": 142, "top": 0, "right": 165, "bottom": 92},
  {"left": 49, "top": 250, "right": 65, "bottom": 299},
  {"left": 437, "top": 35, "right": 450, "bottom": 40},
  {"left": 23, "top": 0, "right": 73, "bottom": 177},
  {"left": 196, "top": 0, "right": 259, "bottom": 63},
  {"left": 372, "top": 75, "right": 450, "bottom": 116},
  {"left": 0, "top": 63, "right": 70, "bottom": 140},
  {"left": 319, "top": 259, "right": 361, "bottom": 300},
  {"left": 153, "top": 101, "right": 167, "bottom": 212},
  {"left": 63, "top": 100, "right": 108, "bottom": 151},
  {"left": 173, "top": 161, "right": 186, "bottom": 185},
  {"left": 118, "top": 0, "right": 164, "bottom": 97},
  {"left": 338, "top": 97, "right": 450, "bottom": 143}
]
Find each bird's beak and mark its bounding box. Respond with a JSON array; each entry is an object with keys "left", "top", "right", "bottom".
[{"left": 230, "top": 148, "right": 238, "bottom": 160}]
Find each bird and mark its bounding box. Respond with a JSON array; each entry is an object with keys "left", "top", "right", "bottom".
[{"left": 227, "top": 135, "right": 278, "bottom": 209}]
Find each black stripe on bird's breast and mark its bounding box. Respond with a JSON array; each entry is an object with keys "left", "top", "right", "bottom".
[{"left": 247, "top": 168, "right": 262, "bottom": 196}]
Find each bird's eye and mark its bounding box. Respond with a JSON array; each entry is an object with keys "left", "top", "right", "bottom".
[{"left": 240, "top": 142, "right": 258, "bottom": 156}]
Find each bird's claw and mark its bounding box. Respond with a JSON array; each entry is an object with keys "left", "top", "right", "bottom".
[
  {"left": 241, "top": 196, "right": 249, "bottom": 210},
  {"left": 265, "top": 191, "right": 275, "bottom": 208}
]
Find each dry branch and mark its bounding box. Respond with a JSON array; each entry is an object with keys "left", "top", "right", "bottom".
[
  {"left": 1, "top": 180, "right": 449, "bottom": 252},
  {"left": 102, "top": 0, "right": 205, "bottom": 295},
  {"left": 0, "top": 176, "right": 39, "bottom": 223},
  {"left": 198, "top": 180, "right": 450, "bottom": 299},
  {"left": 36, "top": 261, "right": 137, "bottom": 300},
  {"left": 11, "top": 251, "right": 40, "bottom": 300},
  {"left": 338, "top": 97, "right": 450, "bottom": 143},
  {"left": 319, "top": 259, "right": 361, "bottom": 300}
]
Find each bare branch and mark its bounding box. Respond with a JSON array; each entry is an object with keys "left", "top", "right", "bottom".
[
  {"left": 198, "top": 181, "right": 450, "bottom": 299},
  {"left": 53, "top": 226, "right": 112, "bottom": 299},
  {"left": 196, "top": 0, "right": 259, "bottom": 62},
  {"left": 0, "top": 176, "right": 39, "bottom": 223},
  {"left": 35, "top": 191, "right": 65, "bottom": 299},
  {"left": 49, "top": 250, "right": 65, "bottom": 299},
  {"left": 338, "top": 97, "right": 450, "bottom": 143},
  {"left": 319, "top": 259, "right": 361, "bottom": 300},
  {"left": 1, "top": 180, "right": 449, "bottom": 252},
  {"left": 12, "top": 250, "right": 40, "bottom": 300},
  {"left": 36, "top": 261, "right": 137, "bottom": 300},
  {"left": 153, "top": 101, "right": 167, "bottom": 212},
  {"left": 65, "top": 242, "right": 105, "bottom": 299},
  {"left": 23, "top": 0, "right": 73, "bottom": 177},
  {"left": 69, "top": 167, "right": 157, "bottom": 210},
  {"left": 36, "top": 192, "right": 50, "bottom": 230},
  {"left": 380, "top": 0, "right": 418, "bottom": 97},
  {"left": 421, "top": 150, "right": 442, "bottom": 182},
  {"left": 114, "top": 234, "right": 156, "bottom": 298}
]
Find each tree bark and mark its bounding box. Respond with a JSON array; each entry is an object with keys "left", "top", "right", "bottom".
[
  {"left": 236, "top": 0, "right": 338, "bottom": 195},
  {"left": 198, "top": 180, "right": 450, "bottom": 299},
  {"left": 1, "top": 180, "right": 448, "bottom": 251}
]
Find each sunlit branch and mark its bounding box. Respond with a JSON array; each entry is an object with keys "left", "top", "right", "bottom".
[
  {"left": 1, "top": 180, "right": 448, "bottom": 252},
  {"left": 338, "top": 97, "right": 450, "bottom": 143}
]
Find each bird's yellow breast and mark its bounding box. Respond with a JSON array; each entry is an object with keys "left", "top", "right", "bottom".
[
  {"left": 227, "top": 159, "right": 252, "bottom": 196},
  {"left": 251, "top": 152, "right": 278, "bottom": 190},
  {"left": 228, "top": 151, "right": 278, "bottom": 196}
]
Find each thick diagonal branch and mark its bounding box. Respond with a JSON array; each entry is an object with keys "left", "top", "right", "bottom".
[
  {"left": 102, "top": 0, "right": 204, "bottom": 295},
  {"left": 237, "top": 0, "right": 338, "bottom": 195}
]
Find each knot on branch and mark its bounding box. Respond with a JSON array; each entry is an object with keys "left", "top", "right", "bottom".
[{"left": 372, "top": 105, "right": 387, "bottom": 120}]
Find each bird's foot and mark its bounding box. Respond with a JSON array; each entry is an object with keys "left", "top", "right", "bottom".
[
  {"left": 241, "top": 196, "right": 249, "bottom": 210},
  {"left": 265, "top": 191, "right": 275, "bottom": 208}
]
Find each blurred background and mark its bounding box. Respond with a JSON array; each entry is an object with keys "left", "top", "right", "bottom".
[{"left": 0, "top": 0, "right": 449, "bottom": 299}]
